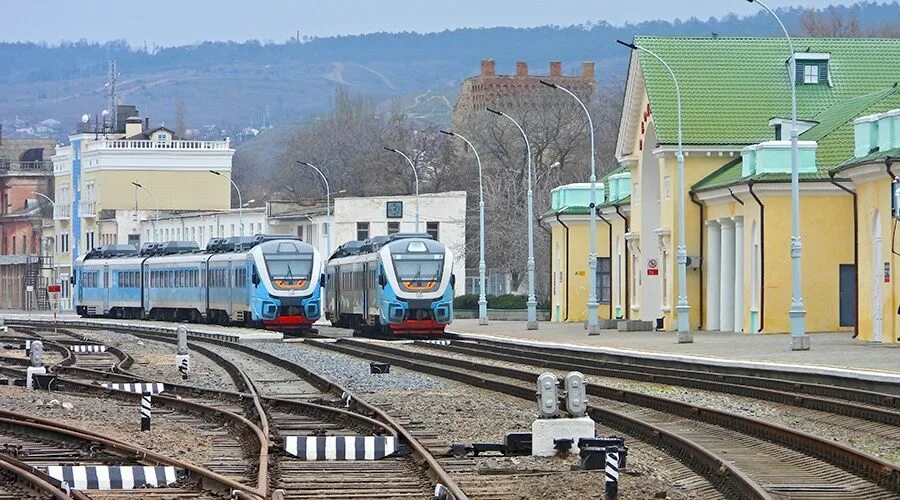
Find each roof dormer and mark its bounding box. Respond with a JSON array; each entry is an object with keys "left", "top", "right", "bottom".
[
  {"left": 793, "top": 52, "right": 832, "bottom": 87},
  {"left": 768, "top": 117, "right": 818, "bottom": 140}
]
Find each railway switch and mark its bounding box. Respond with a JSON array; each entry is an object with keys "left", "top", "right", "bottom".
[
  {"left": 563, "top": 371, "right": 588, "bottom": 417},
  {"left": 536, "top": 372, "right": 559, "bottom": 417}
]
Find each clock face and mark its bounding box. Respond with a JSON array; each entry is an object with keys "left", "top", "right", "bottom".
[{"left": 386, "top": 201, "right": 403, "bottom": 219}]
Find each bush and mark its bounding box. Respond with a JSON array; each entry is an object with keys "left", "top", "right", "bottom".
[
  {"left": 489, "top": 294, "right": 528, "bottom": 310},
  {"left": 453, "top": 294, "right": 480, "bottom": 310}
]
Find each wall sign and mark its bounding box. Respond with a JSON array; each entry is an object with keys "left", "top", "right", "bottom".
[
  {"left": 647, "top": 258, "right": 659, "bottom": 276},
  {"left": 885, "top": 262, "right": 891, "bottom": 283},
  {"left": 386, "top": 201, "right": 403, "bottom": 219}
]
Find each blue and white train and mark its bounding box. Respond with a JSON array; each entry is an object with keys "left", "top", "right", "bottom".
[
  {"left": 73, "top": 235, "right": 323, "bottom": 331},
  {"left": 325, "top": 233, "right": 454, "bottom": 335}
]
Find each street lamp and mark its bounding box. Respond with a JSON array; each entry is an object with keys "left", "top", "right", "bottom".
[
  {"left": 486, "top": 108, "right": 538, "bottom": 330},
  {"left": 31, "top": 191, "right": 55, "bottom": 209},
  {"left": 383, "top": 147, "right": 420, "bottom": 232},
  {"left": 441, "top": 129, "right": 489, "bottom": 326},
  {"left": 131, "top": 182, "right": 159, "bottom": 242},
  {"left": 539, "top": 80, "right": 600, "bottom": 335},
  {"left": 747, "top": 0, "right": 808, "bottom": 350},
  {"left": 617, "top": 39, "right": 692, "bottom": 343},
  {"left": 296, "top": 161, "right": 332, "bottom": 258},
  {"left": 209, "top": 170, "right": 244, "bottom": 237}
]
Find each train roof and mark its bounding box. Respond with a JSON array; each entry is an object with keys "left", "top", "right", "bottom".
[
  {"left": 81, "top": 234, "right": 307, "bottom": 261},
  {"left": 329, "top": 233, "right": 436, "bottom": 259}
]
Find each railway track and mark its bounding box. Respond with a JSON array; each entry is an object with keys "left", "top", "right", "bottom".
[
  {"left": 8, "top": 324, "right": 466, "bottom": 499},
  {"left": 310, "top": 338, "right": 900, "bottom": 500}
]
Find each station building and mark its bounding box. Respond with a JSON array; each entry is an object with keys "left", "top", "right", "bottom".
[
  {"left": 549, "top": 36, "right": 900, "bottom": 343},
  {"left": 830, "top": 109, "right": 900, "bottom": 343}
]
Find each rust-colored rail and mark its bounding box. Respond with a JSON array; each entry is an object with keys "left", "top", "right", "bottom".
[{"left": 318, "top": 338, "right": 900, "bottom": 498}]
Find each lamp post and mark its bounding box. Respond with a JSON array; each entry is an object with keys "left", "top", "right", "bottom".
[
  {"left": 748, "top": 0, "right": 807, "bottom": 350},
  {"left": 209, "top": 170, "right": 244, "bottom": 237},
  {"left": 131, "top": 182, "right": 159, "bottom": 242},
  {"left": 617, "top": 40, "right": 692, "bottom": 343},
  {"left": 485, "top": 108, "right": 538, "bottom": 330},
  {"left": 441, "top": 130, "right": 489, "bottom": 326},
  {"left": 540, "top": 80, "right": 600, "bottom": 335},
  {"left": 383, "top": 147, "right": 420, "bottom": 232},
  {"left": 296, "top": 161, "right": 332, "bottom": 258}
]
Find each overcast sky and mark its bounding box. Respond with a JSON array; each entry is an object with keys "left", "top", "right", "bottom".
[{"left": 4, "top": 0, "right": 854, "bottom": 46}]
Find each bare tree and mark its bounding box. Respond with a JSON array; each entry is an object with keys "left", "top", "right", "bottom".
[
  {"left": 800, "top": 8, "right": 900, "bottom": 38},
  {"left": 175, "top": 100, "right": 186, "bottom": 138}
]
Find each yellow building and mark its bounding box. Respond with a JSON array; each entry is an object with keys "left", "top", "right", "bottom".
[
  {"left": 830, "top": 108, "right": 900, "bottom": 343},
  {"left": 549, "top": 36, "right": 900, "bottom": 341},
  {"left": 48, "top": 106, "right": 235, "bottom": 308}
]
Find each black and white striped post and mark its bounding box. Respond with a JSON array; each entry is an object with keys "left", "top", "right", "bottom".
[
  {"left": 605, "top": 446, "right": 619, "bottom": 500},
  {"left": 140, "top": 392, "right": 152, "bottom": 431}
]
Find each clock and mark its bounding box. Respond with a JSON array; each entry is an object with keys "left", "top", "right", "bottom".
[{"left": 386, "top": 201, "right": 403, "bottom": 219}]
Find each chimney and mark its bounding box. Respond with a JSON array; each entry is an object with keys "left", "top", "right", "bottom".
[
  {"left": 582, "top": 61, "right": 595, "bottom": 80},
  {"left": 516, "top": 61, "right": 528, "bottom": 77},
  {"left": 481, "top": 59, "right": 496, "bottom": 76},
  {"left": 549, "top": 61, "right": 562, "bottom": 77},
  {"left": 144, "top": 117, "right": 150, "bottom": 131}
]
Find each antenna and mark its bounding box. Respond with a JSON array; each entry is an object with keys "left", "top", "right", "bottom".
[{"left": 107, "top": 59, "right": 118, "bottom": 131}]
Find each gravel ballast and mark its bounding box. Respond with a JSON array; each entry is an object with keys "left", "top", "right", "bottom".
[
  {"left": 255, "top": 340, "right": 714, "bottom": 499},
  {"left": 399, "top": 342, "right": 900, "bottom": 464},
  {"left": 73, "top": 328, "right": 239, "bottom": 392},
  {"left": 0, "top": 385, "right": 214, "bottom": 465}
]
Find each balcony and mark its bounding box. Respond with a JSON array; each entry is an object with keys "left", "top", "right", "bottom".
[
  {"left": 0, "top": 160, "right": 53, "bottom": 175},
  {"left": 85, "top": 139, "right": 231, "bottom": 152},
  {"left": 53, "top": 204, "right": 71, "bottom": 220},
  {"left": 79, "top": 200, "right": 97, "bottom": 218}
]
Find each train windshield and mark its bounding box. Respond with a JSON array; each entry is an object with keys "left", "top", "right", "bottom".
[
  {"left": 262, "top": 241, "right": 313, "bottom": 288},
  {"left": 392, "top": 253, "right": 444, "bottom": 286}
]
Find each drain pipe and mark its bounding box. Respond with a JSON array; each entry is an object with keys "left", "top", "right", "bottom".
[
  {"left": 689, "top": 191, "right": 704, "bottom": 329},
  {"left": 828, "top": 171, "right": 859, "bottom": 339},
  {"left": 614, "top": 205, "right": 630, "bottom": 317},
  {"left": 597, "top": 209, "right": 613, "bottom": 320},
  {"left": 747, "top": 181, "right": 765, "bottom": 333},
  {"left": 555, "top": 210, "right": 571, "bottom": 321}
]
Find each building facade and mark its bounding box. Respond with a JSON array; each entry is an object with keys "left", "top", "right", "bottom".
[
  {"left": 47, "top": 105, "right": 235, "bottom": 308},
  {"left": 0, "top": 136, "right": 56, "bottom": 309},
  {"left": 550, "top": 36, "right": 900, "bottom": 342}
]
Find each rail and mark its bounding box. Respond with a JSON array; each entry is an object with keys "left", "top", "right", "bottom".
[{"left": 85, "top": 139, "right": 231, "bottom": 151}]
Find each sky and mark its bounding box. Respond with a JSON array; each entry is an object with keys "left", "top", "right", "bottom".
[{"left": 3, "top": 0, "right": 855, "bottom": 46}]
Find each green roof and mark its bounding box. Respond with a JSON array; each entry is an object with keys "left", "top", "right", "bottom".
[
  {"left": 635, "top": 37, "right": 900, "bottom": 146},
  {"left": 692, "top": 86, "right": 900, "bottom": 192},
  {"left": 833, "top": 146, "right": 900, "bottom": 173}
]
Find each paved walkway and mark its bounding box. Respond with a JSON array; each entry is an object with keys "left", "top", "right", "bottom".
[{"left": 447, "top": 319, "right": 900, "bottom": 379}]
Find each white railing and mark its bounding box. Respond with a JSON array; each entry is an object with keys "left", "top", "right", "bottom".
[
  {"left": 79, "top": 200, "right": 97, "bottom": 217},
  {"left": 53, "top": 204, "right": 71, "bottom": 220},
  {"left": 85, "top": 139, "right": 231, "bottom": 151}
]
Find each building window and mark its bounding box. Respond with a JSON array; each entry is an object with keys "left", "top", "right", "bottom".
[
  {"left": 597, "top": 257, "right": 611, "bottom": 304},
  {"left": 296, "top": 225, "right": 304, "bottom": 240},
  {"left": 426, "top": 221, "right": 439, "bottom": 240},
  {"left": 803, "top": 64, "right": 819, "bottom": 84},
  {"left": 230, "top": 224, "right": 235, "bottom": 236},
  {"left": 387, "top": 221, "right": 400, "bottom": 235},
  {"left": 357, "top": 222, "right": 370, "bottom": 241}
]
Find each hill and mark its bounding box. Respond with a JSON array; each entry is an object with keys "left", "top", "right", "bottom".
[{"left": 1, "top": 2, "right": 898, "bottom": 135}]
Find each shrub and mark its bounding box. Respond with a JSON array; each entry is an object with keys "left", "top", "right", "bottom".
[
  {"left": 489, "top": 294, "right": 528, "bottom": 310},
  {"left": 452, "top": 294, "right": 480, "bottom": 310}
]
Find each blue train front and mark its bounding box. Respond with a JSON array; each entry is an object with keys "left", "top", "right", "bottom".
[
  {"left": 325, "top": 234, "right": 454, "bottom": 335},
  {"left": 72, "top": 235, "right": 323, "bottom": 332}
]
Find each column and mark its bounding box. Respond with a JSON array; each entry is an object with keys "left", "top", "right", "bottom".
[
  {"left": 719, "top": 219, "right": 735, "bottom": 332},
  {"left": 733, "top": 217, "right": 744, "bottom": 333},
  {"left": 705, "top": 221, "right": 721, "bottom": 330}
]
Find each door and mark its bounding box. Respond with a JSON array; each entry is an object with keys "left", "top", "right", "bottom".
[
  {"left": 102, "top": 265, "right": 110, "bottom": 313},
  {"left": 839, "top": 264, "right": 856, "bottom": 327}
]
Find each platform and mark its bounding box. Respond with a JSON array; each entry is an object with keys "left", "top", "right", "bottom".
[
  {"left": 0, "top": 311, "right": 283, "bottom": 343},
  {"left": 446, "top": 319, "right": 900, "bottom": 387}
]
